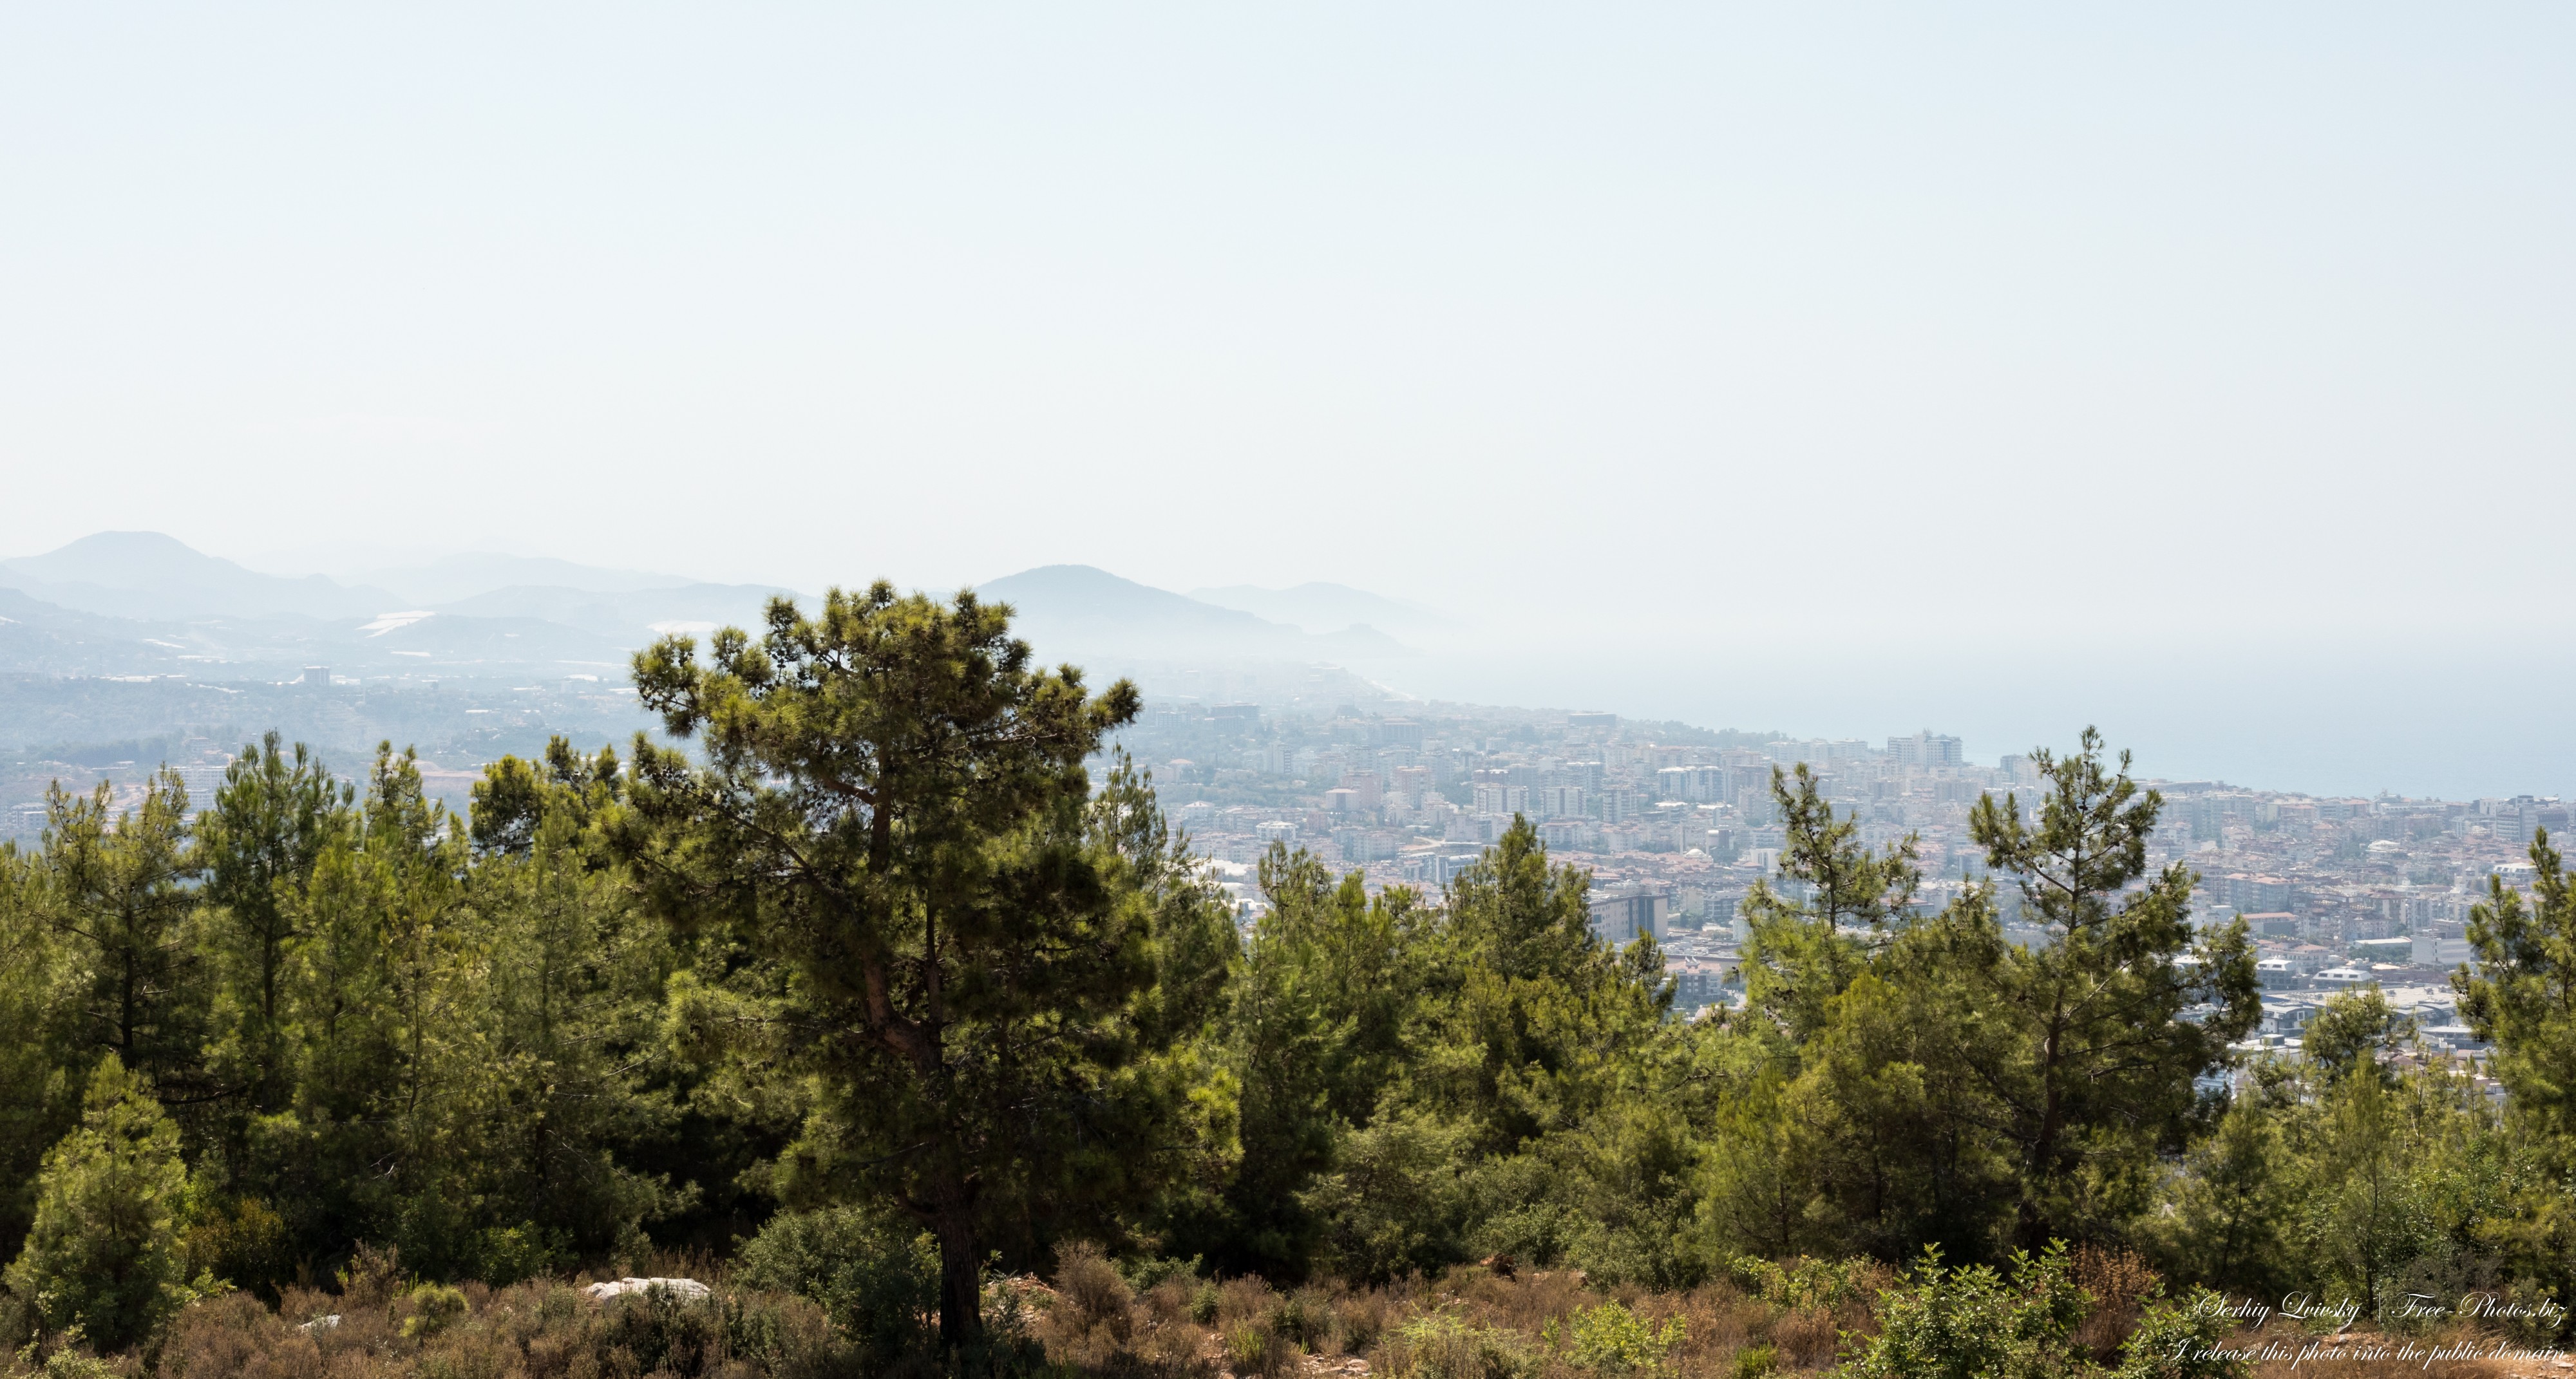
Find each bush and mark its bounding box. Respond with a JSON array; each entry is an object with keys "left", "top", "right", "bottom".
[
  {"left": 1054, "top": 1241, "right": 1137, "bottom": 1344},
  {"left": 734, "top": 1205, "right": 938, "bottom": 1371},
  {"left": 149, "top": 1275, "right": 851, "bottom": 1379},
  {"left": 1728, "top": 1255, "right": 1873, "bottom": 1313},
  {"left": 1226, "top": 1320, "right": 1292, "bottom": 1379},
  {"left": 468, "top": 1222, "right": 569, "bottom": 1287},
  {"left": 1118, "top": 1255, "right": 1204, "bottom": 1293},
  {"left": 2110, "top": 1289, "right": 2251, "bottom": 1379},
  {"left": 1331, "top": 1290, "right": 1396, "bottom": 1354},
  {"left": 1378, "top": 1308, "right": 1537, "bottom": 1379},
  {"left": 1301, "top": 1113, "right": 1473, "bottom": 1286},
  {"left": 397, "top": 1282, "right": 468, "bottom": 1338},
  {"left": 177, "top": 1194, "right": 292, "bottom": 1298},
  {"left": 1549, "top": 1300, "right": 1683, "bottom": 1376},
  {"left": 1837, "top": 1243, "right": 2091, "bottom": 1379},
  {"left": 1, "top": 1057, "right": 198, "bottom": 1351}
]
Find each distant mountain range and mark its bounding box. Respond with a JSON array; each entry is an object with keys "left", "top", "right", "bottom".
[
  {"left": 0, "top": 535, "right": 1432, "bottom": 684},
  {"left": 2, "top": 532, "right": 399, "bottom": 621},
  {"left": 352, "top": 552, "right": 704, "bottom": 605},
  {"left": 974, "top": 565, "right": 1414, "bottom": 667}
]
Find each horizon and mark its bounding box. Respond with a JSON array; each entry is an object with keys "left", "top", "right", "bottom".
[{"left": 1, "top": 526, "right": 2567, "bottom": 803}]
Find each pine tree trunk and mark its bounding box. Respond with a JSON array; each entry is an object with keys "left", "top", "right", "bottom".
[{"left": 934, "top": 1199, "right": 983, "bottom": 1353}]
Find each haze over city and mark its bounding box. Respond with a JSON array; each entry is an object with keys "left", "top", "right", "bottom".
[{"left": 5, "top": 5, "right": 2573, "bottom": 794}]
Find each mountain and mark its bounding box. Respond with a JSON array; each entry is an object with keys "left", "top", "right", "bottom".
[
  {"left": 1188, "top": 581, "right": 1453, "bottom": 639},
  {"left": 0, "top": 534, "right": 670, "bottom": 678},
  {"left": 430, "top": 583, "right": 804, "bottom": 641},
  {"left": 973, "top": 565, "right": 1412, "bottom": 665},
  {"left": 1, "top": 532, "right": 398, "bottom": 621},
  {"left": 0, "top": 586, "right": 180, "bottom": 676},
  {"left": 355, "top": 552, "right": 705, "bottom": 605}
]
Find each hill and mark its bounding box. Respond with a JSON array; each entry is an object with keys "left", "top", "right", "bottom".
[{"left": 0, "top": 531, "right": 399, "bottom": 621}]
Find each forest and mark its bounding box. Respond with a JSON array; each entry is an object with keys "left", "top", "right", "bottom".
[{"left": 2, "top": 585, "right": 2573, "bottom": 1379}]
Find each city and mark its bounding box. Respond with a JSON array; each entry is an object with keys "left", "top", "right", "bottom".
[{"left": 1111, "top": 699, "right": 2535, "bottom": 1065}]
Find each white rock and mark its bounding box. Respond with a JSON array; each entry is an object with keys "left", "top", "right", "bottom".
[
  {"left": 583, "top": 1277, "right": 711, "bottom": 1302},
  {"left": 298, "top": 1315, "right": 341, "bottom": 1333}
]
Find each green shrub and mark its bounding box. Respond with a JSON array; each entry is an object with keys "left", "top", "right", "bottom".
[
  {"left": 38, "top": 1350, "right": 131, "bottom": 1379},
  {"left": 468, "top": 1222, "right": 569, "bottom": 1287},
  {"left": 1548, "top": 1301, "right": 1684, "bottom": 1375},
  {"left": 734, "top": 1205, "right": 938, "bottom": 1371},
  {"left": 1273, "top": 1286, "right": 1332, "bottom": 1351},
  {"left": 177, "top": 1194, "right": 292, "bottom": 1297},
  {"left": 1, "top": 1058, "right": 196, "bottom": 1351},
  {"left": 1381, "top": 1308, "right": 1537, "bottom": 1379},
  {"left": 1119, "top": 1254, "right": 1204, "bottom": 1293},
  {"left": 1728, "top": 1343, "right": 1777, "bottom": 1378},
  {"left": 1837, "top": 1243, "right": 2092, "bottom": 1379},
  {"left": 2110, "top": 1289, "right": 2251, "bottom": 1379},
  {"left": 1227, "top": 1320, "right": 1291, "bottom": 1378},
  {"left": 1729, "top": 1255, "right": 1870, "bottom": 1312},
  {"left": 1300, "top": 1112, "right": 1473, "bottom": 1285},
  {"left": 603, "top": 1285, "right": 726, "bottom": 1376},
  {"left": 399, "top": 1282, "right": 469, "bottom": 1338}
]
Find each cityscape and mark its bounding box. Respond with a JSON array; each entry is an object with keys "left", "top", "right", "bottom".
[{"left": 1112, "top": 699, "right": 2536, "bottom": 1067}]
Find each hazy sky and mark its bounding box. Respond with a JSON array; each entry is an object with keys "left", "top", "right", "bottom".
[{"left": 5, "top": 5, "right": 2573, "bottom": 793}]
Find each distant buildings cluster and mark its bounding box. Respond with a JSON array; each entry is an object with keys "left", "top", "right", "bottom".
[{"left": 1110, "top": 699, "right": 2561, "bottom": 1034}]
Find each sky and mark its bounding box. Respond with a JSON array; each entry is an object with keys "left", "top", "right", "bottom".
[{"left": 3, "top": 5, "right": 2573, "bottom": 796}]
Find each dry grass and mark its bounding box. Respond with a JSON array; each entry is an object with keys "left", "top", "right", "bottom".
[
  {"left": 2069, "top": 1245, "right": 2161, "bottom": 1362},
  {"left": 1032, "top": 1244, "right": 1216, "bottom": 1379},
  {"left": 12, "top": 1243, "right": 2567, "bottom": 1379},
  {"left": 21, "top": 1271, "right": 851, "bottom": 1379}
]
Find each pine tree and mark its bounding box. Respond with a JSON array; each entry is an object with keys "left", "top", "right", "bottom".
[
  {"left": 0, "top": 843, "right": 83, "bottom": 1264},
  {"left": 43, "top": 774, "right": 203, "bottom": 1093},
  {"left": 2456, "top": 827, "right": 2576, "bottom": 1138},
  {"left": 1945, "top": 728, "right": 2261, "bottom": 1248},
  {"left": 196, "top": 733, "right": 352, "bottom": 1130},
  {"left": 5, "top": 1055, "right": 194, "bottom": 1350},
  {"left": 1737, "top": 764, "right": 1921, "bottom": 1046},
  {"left": 620, "top": 584, "right": 1210, "bottom": 1353}
]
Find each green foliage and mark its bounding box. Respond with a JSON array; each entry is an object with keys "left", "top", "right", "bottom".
[
  {"left": 1732, "top": 1255, "right": 1872, "bottom": 1312},
  {"left": 2110, "top": 1290, "right": 2251, "bottom": 1379},
  {"left": 1547, "top": 1300, "right": 1683, "bottom": 1375},
  {"left": 620, "top": 584, "right": 1222, "bottom": 1351},
  {"left": 397, "top": 1282, "right": 468, "bottom": 1338},
  {"left": 2456, "top": 826, "right": 2576, "bottom": 1142},
  {"left": 1838, "top": 1243, "right": 2091, "bottom": 1379},
  {"left": 1381, "top": 1308, "right": 1537, "bottom": 1379},
  {"left": 1193, "top": 848, "right": 1418, "bottom": 1275},
  {"left": 196, "top": 731, "right": 352, "bottom": 1129},
  {"left": 3, "top": 1056, "right": 195, "bottom": 1351},
  {"left": 2146, "top": 1069, "right": 2295, "bottom": 1300},
  {"left": 1737, "top": 764, "right": 1920, "bottom": 1045},
  {"left": 1951, "top": 729, "right": 2262, "bottom": 1248},
  {"left": 42, "top": 773, "right": 201, "bottom": 1093},
  {"left": 0, "top": 843, "right": 82, "bottom": 1267},
  {"left": 2302, "top": 986, "right": 2414, "bottom": 1087},
  {"left": 1300, "top": 1111, "right": 1472, "bottom": 1285},
  {"left": 733, "top": 1204, "right": 940, "bottom": 1368}
]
